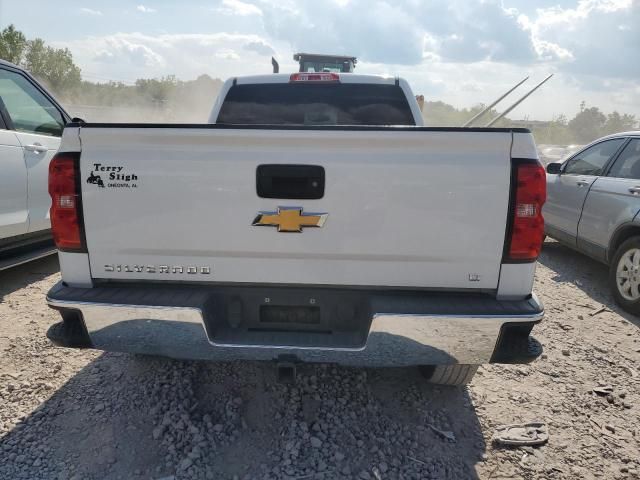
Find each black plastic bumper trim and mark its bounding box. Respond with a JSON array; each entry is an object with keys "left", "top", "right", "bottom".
[
  {"left": 490, "top": 321, "right": 543, "bottom": 364},
  {"left": 46, "top": 308, "right": 93, "bottom": 348}
]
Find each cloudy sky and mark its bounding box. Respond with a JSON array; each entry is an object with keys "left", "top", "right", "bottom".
[{"left": 1, "top": 0, "right": 638, "bottom": 120}]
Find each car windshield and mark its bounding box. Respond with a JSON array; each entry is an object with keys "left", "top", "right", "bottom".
[{"left": 216, "top": 83, "right": 416, "bottom": 126}]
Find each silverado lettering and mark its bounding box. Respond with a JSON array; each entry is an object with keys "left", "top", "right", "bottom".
[{"left": 104, "top": 264, "right": 211, "bottom": 274}]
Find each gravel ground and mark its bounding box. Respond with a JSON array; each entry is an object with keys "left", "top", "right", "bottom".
[{"left": 1, "top": 239, "right": 639, "bottom": 480}]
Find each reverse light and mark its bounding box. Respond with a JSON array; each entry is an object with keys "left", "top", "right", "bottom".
[
  {"left": 516, "top": 203, "right": 536, "bottom": 218},
  {"left": 58, "top": 195, "right": 75, "bottom": 209},
  {"left": 49, "top": 152, "right": 86, "bottom": 252},
  {"left": 289, "top": 72, "right": 340, "bottom": 83},
  {"left": 506, "top": 161, "right": 546, "bottom": 262}
]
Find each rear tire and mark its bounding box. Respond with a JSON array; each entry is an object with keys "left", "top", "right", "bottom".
[
  {"left": 609, "top": 236, "right": 640, "bottom": 315},
  {"left": 420, "top": 364, "right": 478, "bottom": 386}
]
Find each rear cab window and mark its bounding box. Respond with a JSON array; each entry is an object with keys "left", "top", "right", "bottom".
[{"left": 216, "top": 83, "right": 416, "bottom": 126}]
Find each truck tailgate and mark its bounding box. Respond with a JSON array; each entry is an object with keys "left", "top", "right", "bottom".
[{"left": 78, "top": 126, "right": 513, "bottom": 290}]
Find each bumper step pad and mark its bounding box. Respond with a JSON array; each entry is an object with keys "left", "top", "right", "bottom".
[
  {"left": 46, "top": 318, "right": 92, "bottom": 348},
  {"left": 491, "top": 328, "right": 542, "bottom": 364}
]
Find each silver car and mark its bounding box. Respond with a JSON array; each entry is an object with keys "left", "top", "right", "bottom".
[{"left": 544, "top": 131, "right": 640, "bottom": 314}]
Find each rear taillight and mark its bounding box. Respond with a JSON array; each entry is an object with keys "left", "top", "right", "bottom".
[
  {"left": 505, "top": 161, "right": 546, "bottom": 262},
  {"left": 49, "top": 152, "right": 86, "bottom": 252},
  {"left": 290, "top": 72, "right": 340, "bottom": 83}
]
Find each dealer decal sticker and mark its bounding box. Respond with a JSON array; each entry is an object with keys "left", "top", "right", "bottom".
[{"left": 87, "top": 164, "right": 138, "bottom": 189}]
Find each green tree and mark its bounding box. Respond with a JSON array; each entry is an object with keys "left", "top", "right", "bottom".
[
  {"left": 0, "top": 24, "right": 27, "bottom": 64},
  {"left": 604, "top": 111, "right": 638, "bottom": 135},
  {"left": 135, "top": 75, "right": 178, "bottom": 106},
  {"left": 532, "top": 115, "right": 572, "bottom": 145},
  {"left": 568, "top": 104, "right": 606, "bottom": 143},
  {"left": 23, "top": 38, "right": 47, "bottom": 73},
  {"left": 23, "top": 38, "right": 81, "bottom": 94},
  {"left": 422, "top": 101, "right": 504, "bottom": 127},
  {"left": 0, "top": 25, "right": 81, "bottom": 95}
]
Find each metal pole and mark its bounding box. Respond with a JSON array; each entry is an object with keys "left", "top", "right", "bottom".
[
  {"left": 462, "top": 76, "right": 529, "bottom": 127},
  {"left": 485, "top": 74, "right": 554, "bottom": 127}
]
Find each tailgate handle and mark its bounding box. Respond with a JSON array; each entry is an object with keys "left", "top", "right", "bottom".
[{"left": 257, "top": 165, "right": 325, "bottom": 199}]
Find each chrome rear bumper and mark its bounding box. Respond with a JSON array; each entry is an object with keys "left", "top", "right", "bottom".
[{"left": 46, "top": 282, "right": 543, "bottom": 367}]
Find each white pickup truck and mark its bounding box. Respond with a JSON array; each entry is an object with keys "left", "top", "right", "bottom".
[{"left": 46, "top": 72, "right": 546, "bottom": 385}]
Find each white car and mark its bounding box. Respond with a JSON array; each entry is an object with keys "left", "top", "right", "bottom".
[
  {"left": 45, "top": 72, "right": 546, "bottom": 385},
  {"left": 0, "top": 59, "right": 71, "bottom": 269}
]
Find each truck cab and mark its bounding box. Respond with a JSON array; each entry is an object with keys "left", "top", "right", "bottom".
[{"left": 208, "top": 73, "right": 424, "bottom": 127}]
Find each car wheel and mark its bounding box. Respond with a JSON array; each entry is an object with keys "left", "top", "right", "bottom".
[
  {"left": 610, "top": 236, "right": 640, "bottom": 315},
  {"left": 419, "top": 364, "right": 478, "bottom": 386}
]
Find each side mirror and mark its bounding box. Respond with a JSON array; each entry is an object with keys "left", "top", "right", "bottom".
[{"left": 546, "top": 162, "right": 562, "bottom": 174}]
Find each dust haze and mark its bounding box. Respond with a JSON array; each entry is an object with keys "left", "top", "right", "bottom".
[{"left": 62, "top": 76, "right": 224, "bottom": 124}]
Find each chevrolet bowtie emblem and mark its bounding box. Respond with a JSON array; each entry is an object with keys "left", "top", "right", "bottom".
[{"left": 252, "top": 207, "right": 328, "bottom": 232}]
